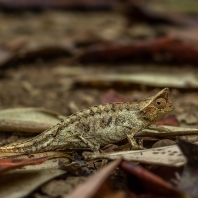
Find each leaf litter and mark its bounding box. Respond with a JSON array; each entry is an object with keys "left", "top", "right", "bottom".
[
  {"left": 0, "top": 108, "right": 63, "bottom": 133},
  {"left": 0, "top": 1, "right": 198, "bottom": 198},
  {"left": 177, "top": 139, "right": 198, "bottom": 197},
  {"left": 0, "top": 152, "right": 72, "bottom": 198}
]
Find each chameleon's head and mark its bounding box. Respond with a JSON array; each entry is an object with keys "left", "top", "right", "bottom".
[{"left": 139, "top": 88, "right": 174, "bottom": 123}]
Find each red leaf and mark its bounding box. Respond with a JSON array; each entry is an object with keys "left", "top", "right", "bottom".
[
  {"left": 101, "top": 89, "right": 131, "bottom": 104},
  {"left": 155, "top": 114, "right": 179, "bottom": 126},
  {"left": 78, "top": 36, "right": 198, "bottom": 65},
  {"left": 0, "top": 157, "right": 47, "bottom": 174},
  {"left": 120, "top": 161, "right": 185, "bottom": 197}
]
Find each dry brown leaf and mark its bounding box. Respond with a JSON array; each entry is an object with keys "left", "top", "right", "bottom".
[
  {"left": 0, "top": 108, "right": 63, "bottom": 133},
  {"left": 136, "top": 125, "right": 198, "bottom": 138},
  {"left": 0, "top": 169, "right": 65, "bottom": 198},
  {"left": 75, "top": 72, "right": 198, "bottom": 89},
  {"left": 83, "top": 145, "right": 186, "bottom": 167},
  {"left": 41, "top": 177, "right": 87, "bottom": 197}
]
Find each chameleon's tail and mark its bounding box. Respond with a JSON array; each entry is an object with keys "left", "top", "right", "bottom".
[{"left": 0, "top": 126, "right": 57, "bottom": 154}]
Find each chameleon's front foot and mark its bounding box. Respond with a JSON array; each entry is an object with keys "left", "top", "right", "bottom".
[
  {"left": 77, "top": 134, "right": 100, "bottom": 152},
  {"left": 127, "top": 134, "right": 145, "bottom": 150}
]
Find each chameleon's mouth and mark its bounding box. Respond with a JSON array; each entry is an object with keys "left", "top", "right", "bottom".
[
  {"left": 166, "top": 104, "right": 174, "bottom": 113},
  {"left": 165, "top": 93, "right": 174, "bottom": 113}
]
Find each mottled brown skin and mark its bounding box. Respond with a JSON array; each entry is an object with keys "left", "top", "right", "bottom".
[{"left": 0, "top": 88, "right": 174, "bottom": 154}]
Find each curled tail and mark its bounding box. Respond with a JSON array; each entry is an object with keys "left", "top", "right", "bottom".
[{"left": 0, "top": 125, "right": 58, "bottom": 154}]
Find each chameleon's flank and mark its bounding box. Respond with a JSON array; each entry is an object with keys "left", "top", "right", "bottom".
[{"left": 0, "top": 88, "right": 174, "bottom": 154}]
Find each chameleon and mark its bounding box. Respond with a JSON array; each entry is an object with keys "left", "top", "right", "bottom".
[{"left": 0, "top": 88, "right": 173, "bottom": 154}]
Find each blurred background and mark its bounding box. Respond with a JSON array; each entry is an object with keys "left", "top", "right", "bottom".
[
  {"left": 1, "top": 1, "right": 198, "bottom": 197},
  {"left": 0, "top": 0, "right": 198, "bottom": 124}
]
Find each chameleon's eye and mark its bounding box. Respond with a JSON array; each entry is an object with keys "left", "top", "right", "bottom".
[{"left": 155, "top": 98, "right": 166, "bottom": 109}]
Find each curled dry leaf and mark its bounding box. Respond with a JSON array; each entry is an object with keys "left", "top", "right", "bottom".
[{"left": 0, "top": 108, "right": 63, "bottom": 133}]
